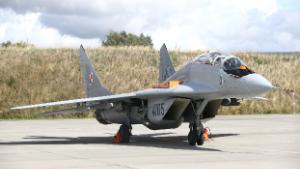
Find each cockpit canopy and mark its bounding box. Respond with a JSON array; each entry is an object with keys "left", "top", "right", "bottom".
[
  {"left": 195, "top": 51, "right": 225, "bottom": 66},
  {"left": 195, "top": 51, "right": 254, "bottom": 77}
]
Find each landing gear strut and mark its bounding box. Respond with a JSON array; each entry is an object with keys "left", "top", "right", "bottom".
[{"left": 113, "top": 124, "right": 132, "bottom": 143}]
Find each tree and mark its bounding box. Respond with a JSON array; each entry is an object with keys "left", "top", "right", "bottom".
[
  {"left": 1, "top": 41, "right": 34, "bottom": 48},
  {"left": 1, "top": 41, "right": 12, "bottom": 47},
  {"left": 102, "top": 31, "right": 153, "bottom": 47}
]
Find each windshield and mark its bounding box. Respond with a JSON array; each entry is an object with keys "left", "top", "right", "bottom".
[
  {"left": 222, "top": 57, "right": 254, "bottom": 77},
  {"left": 223, "top": 57, "right": 242, "bottom": 70}
]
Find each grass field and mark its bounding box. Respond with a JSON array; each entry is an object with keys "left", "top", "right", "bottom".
[{"left": 0, "top": 47, "right": 299, "bottom": 119}]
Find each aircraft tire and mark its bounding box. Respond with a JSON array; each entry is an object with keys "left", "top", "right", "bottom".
[
  {"left": 119, "top": 124, "right": 130, "bottom": 143},
  {"left": 188, "top": 130, "right": 197, "bottom": 146},
  {"left": 196, "top": 132, "right": 204, "bottom": 145}
]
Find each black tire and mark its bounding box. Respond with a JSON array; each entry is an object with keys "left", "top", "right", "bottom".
[
  {"left": 196, "top": 132, "right": 204, "bottom": 145},
  {"left": 119, "top": 125, "right": 130, "bottom": 143},
  {"left": 188, "top": 130, "right": 197, "bottom": 146}
]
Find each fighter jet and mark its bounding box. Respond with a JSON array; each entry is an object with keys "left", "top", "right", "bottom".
[{"left": 11, "top": 44, "right": 273, "bottom": 146}]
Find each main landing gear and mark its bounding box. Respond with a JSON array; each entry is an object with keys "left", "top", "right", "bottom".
[{"left": 113, "top": 124, "right": 132, "bottom": 143}]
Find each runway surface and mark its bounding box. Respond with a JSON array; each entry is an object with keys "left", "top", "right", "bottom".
[{"left": 0, "top": 115, "right": 299, "bottom": 169}]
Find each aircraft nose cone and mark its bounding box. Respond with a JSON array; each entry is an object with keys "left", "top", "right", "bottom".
[{"left": 243, "top": 74, "right": 273, "bottom": 95}]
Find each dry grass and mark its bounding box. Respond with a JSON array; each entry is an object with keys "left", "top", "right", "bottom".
[{"left": 0, "top": 47, "right": 299, "bottom": 119}]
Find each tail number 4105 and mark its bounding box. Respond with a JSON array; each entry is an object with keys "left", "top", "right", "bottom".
[{"left": 152, "top": 103, "right": 165, "bottom": 116}]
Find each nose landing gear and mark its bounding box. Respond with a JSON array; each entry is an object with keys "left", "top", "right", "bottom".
[
  {"left": 188, "top": 124, "right": 211, "bottom": 146},
  {"left": 188, "top": 99, "right": 209, "bottom": 146},
  {"left": 188, "top": 123, "right": 205, "bottom": 146}
]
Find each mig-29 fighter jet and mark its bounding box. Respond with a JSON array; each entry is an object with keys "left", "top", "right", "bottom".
[{"left": 11, "top": 44, "right": 273, "bottom": 146}]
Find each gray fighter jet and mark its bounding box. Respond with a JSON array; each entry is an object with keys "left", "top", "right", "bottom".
[{"left": 11, "top": 44, "right": 273, "bottom": 146}]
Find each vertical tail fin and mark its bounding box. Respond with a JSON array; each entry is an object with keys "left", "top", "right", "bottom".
[
  {"left": 159, "top": 44, "right": 175, "bottom": 82},
  {"left": 79, "top": 45, "right": 111, "bottom": 98}
]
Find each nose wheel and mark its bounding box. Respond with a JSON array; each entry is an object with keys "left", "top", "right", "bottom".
[
  {"left": 113, "top": 124, "right": 132, "bottom": 143},
  {"left": 188, "top": 123, "right": 205, "bottom": 146}
]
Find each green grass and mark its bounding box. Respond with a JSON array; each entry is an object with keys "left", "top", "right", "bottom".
[{"left": 0, "top": 47, "right": 299, "bottom": 119}]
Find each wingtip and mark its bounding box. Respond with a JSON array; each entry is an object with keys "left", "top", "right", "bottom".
[{"left": 10, "top": 106, "right": 22, "bottom": 110}]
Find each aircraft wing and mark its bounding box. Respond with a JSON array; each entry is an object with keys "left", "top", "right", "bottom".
[
  {"left": 11, "top": 93, "right": 136, "bottom": 110},
  {"left": 11, "top": 84, "right": 218, "bottom": 110},
  {"left": 242, "top": 97, "right": 270, "bottom": 101}
]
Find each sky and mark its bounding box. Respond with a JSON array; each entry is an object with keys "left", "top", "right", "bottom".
[{"left": 0, "top": 0, "right": 299, "bottom": 51}]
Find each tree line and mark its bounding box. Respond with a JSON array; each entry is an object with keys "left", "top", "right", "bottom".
[
  {"left": 102, "top": 31, "right": 153, "bottom": 47},
  {"left": 1, "top": 41, "right": 34, "bottom": 48},
  {"left": 1, "top": 31, "right": 153, "bottom": 48}
]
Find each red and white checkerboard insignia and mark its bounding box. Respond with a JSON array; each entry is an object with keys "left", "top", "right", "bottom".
[{"left": 88, "top": 72, "right": 94, "bottom": 85}]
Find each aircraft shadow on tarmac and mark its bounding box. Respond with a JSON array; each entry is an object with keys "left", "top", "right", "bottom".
[{"left": 0, "top": 132, "right": 239, "bottom": 151}]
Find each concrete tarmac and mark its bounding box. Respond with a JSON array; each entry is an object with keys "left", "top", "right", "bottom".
[{"left": 0, "top": 115, "right": 299, "bottom": 169}]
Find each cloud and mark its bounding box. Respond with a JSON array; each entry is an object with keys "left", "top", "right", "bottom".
[
  {"left": 0, "top": 0, "right": 299, "bottom": 51},
  {"left": 0, "top": 9, "right": 99, "bottom": 47}
]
